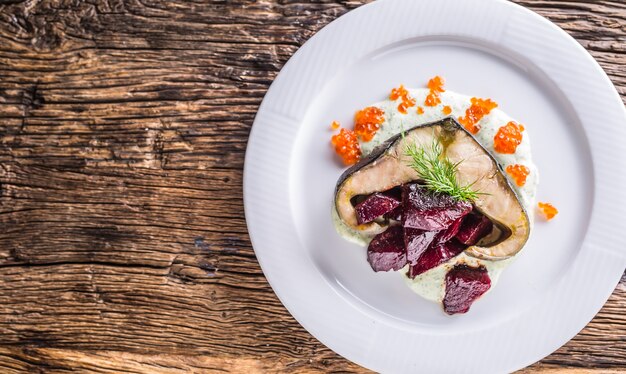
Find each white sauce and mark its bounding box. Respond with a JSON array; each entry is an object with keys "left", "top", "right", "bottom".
[{"left": 333, "top": 88, "right": 538, "bottom": 303}]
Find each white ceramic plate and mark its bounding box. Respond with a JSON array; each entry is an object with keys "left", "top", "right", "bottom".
[{"left": 244, "top": 0, "right": 626, "bottom": 372}]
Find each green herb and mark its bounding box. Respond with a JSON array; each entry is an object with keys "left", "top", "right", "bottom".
[{"left": 405, "top": 140, "right": 480, "bottom": 202}]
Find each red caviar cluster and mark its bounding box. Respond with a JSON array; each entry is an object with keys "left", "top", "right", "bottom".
[
  {"left": 331, "top": 128, "right": 361, "bottom": 166},
  {"left": 425, "top": 76, "right": 445, "bottom": 107},
  {"left": 494, "top": 121, "right": 524, "bottom": 154},
  {"left": 506, "top": 164, "right": 530, "bottom": 187},
  {"left": 458, "top": 98, "right": 498, "bottom": 134},
  {"left": 390, "top": 85, "right": 416, "bottom": 114},
  {"left": 354, "top": 106, "right": 385, "bottom": 142}
]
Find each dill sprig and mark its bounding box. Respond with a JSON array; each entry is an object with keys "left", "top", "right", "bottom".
[{"left": 405, "top": 140, "right": 480, "bottom": 202}]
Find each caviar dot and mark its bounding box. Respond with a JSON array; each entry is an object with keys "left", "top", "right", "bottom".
[
  {"left": 506, "top": 164, "right": 530, "bottom": 187},
  {"left": 331, "top": 128, "right": 361, "bottom": 165},
  {"left": 330, "top": 121, "right": 340, "bottom": 130},
  {"left": 354, "top": 106, "right": 384, "bottom": 142},
  {"left": 442, "top": 105, "right": 452, "bottom": 115},
  {"left": 538, "top": 202, "right": 558, "bottom": 221},
  {"left": 417, "top": 106, "right": 424, "bottom": 115},
  {"left": 494, "top": 121, "right": 524, "bottom": 154}
]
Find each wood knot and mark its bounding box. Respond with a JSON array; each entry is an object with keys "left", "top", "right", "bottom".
[{"left": 31, "top": 23, "right": 64, "bottom": 51}]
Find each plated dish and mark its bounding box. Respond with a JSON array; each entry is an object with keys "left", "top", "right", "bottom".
[
  {"left": 244, "top": 0, "right": 626, "bottom": 372},
  {"left": 330, "top": 77, "right": 557, "bottom": 314}
]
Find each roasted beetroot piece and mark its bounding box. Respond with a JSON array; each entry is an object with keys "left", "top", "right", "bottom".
[
  {"left": 355, "top": 193, "right": 401, "bottom": 225},
  {"left": 402, "top": 184, "right": 472, "bottom": 231},
  {"left": 367, "top": 226, "right": 407, "bottom": 272},
  {"left": 455, "top": 211, "right": 493, "bottom": 245},
  {"left": 407, "top": 240, "right": 466, "bottom": 278},
  {"left": 384, "top": 206, "right": 403, "bottom": 221},
  {"left": 381, "top": 188, "right": 404, "bottom": 220},
  {"left": 436, "top": 217, "right": 463, "bottom": 243},
  {"left": 404, "top": 228, "right": 438, "bottom": 265},
  {"left": 443, "top": 265, "right": 491, "bottom": 315},
  {"left": 382, "top": 186, "right": 403, "bottom": 201}
]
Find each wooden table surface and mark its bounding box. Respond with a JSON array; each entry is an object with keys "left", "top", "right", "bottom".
[{"left": 0, "top": 0, "right": 624, "bottom": 372}]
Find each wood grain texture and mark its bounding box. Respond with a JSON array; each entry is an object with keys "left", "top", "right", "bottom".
[{"left": 0, "top": 0, "right": 624, "bottom": 372}]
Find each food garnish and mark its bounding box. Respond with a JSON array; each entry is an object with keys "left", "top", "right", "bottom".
[
  {"left": 330, "top": 121, "right": 340, "bottom": 130},
  {"left": 458, "top": 97, "right": 498, "bottom": 134},
  {"left": 506, "top": 164, "right": 530, "bottom": 187},
  {"left": 331, "top": 127, "right": 361, "bottom": 165},
  {"left": 538, "top": 202, "right": 558, "bottom": 220},
  {"left": 390, "top": 84, "right": 416, "bottom": 114},
  {"left": 442, "top": 105, "right": 452, "bottom": 115},
  {"left": 354, "top": 106, "right": 385, "bottom": 141},
  {"left": 494, "top": 121, "right": 524, "bottom": 154},
  {"left": 425, "top": 76, "right": 445, "bottom": 107},
  {"left": 405, "top": 140, "right": 480, "bottom": 202},
  {"left": 416, "top": 106, "right": 424, "bottom": 115}
]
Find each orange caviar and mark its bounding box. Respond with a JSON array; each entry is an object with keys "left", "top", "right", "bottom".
[
  {"left": 442, "top": 105, "right": 452, "bottom": 115},
  {"left": 390, "top": 84, "right": 415, "bottom": 114},
  {"left": 538, "top": 202, "right": 558, "bottom": 221},
  {"left": 330, "top": 121, "right": 340, "bottom": 130},
  {"left": 354, "top": 106, "right": 385, "bottom": 141},
  {"left": 425, "top": 76, "right": 445, "bottom": 107},
  {"left": 416, "top": 106, "right": 424, "bottom": 115},
  {"left": 494, "top": 121, "right": 525, "bottom": 154},
  {"left": 506, "top": 164, "right": 530, "bottom": 187},
  {"left": 331, "top": 128, "right": 361, "bottom": 165},
  {"left": 458, "top": 98, "right": 498, "bottom": 134}
]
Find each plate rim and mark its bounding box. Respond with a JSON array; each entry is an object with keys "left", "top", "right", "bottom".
[{"left": 244, "top": 0, "right": 626, "bottom": 372}]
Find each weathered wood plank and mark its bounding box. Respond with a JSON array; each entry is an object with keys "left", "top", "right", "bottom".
[{"left": 0, "top": 0, "right": 624, "bottom": 372}]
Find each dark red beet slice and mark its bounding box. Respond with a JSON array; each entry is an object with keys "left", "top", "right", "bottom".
[
  {"left": 443, "top": 265, "right": 491, "bottom": 315},
  {"left": 404, "top": 228, "right": 438, "bottom": 265},
  {"left": 407, "top": 240, "right": 466, "bottom": 278},
  {"left": 402, "top": 184, "right": 472, "bottom": 231},
  {"left": 455, "top": 211, "right": 493, "bottom": 245},
  {"left": 367, "top": 226, "right": 407, "bottom": 272},
  {"left": 382, "top": 187, "right": 403, "bottom": 201},
  {"left": 382, "top": 188, "right": 403, "bottom": 220},
  {"left": 436, "top": 217, "right": 463, "bottom": 243},
  {"left": 384, "top": 205, "right": 403, "bottom": 221},
  {"left": 355, "top": 193, "right": 401, "bottom": 225}
]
